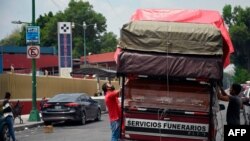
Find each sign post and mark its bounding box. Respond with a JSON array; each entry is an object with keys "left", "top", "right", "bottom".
[
  {"left": 26, "top": 26, "right": 40, "bottom": 44},
  {"left": 28, "top": 0, "right": 41, "bottom": 122},
  {"left": 27, "top": 46, "right": 40, "bottom": 59}
]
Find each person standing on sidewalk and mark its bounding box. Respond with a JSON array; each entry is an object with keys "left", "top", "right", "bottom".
[
  {"left": 2, "top": 92, "right": 16, "bottom": 141},
  {"left": 104, "top": 82, "right": 121, "bottom": 141},
  {"left": 40, "top": 97, "right": 48, "bottom": 111},
  {"left": 217, "top": 83, "right": 249, "bottom": 125}
]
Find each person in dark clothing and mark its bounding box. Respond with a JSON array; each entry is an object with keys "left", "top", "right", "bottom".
[
  {"left": 2, "top": 92, "right": 16, "bottom": 141},
  {"left": 40, "top": 97, "right": 48, "bottom": 111},
  {"left": 102, "top": 83, "right": 108, "bottom": 96},
  {"left": 217, "top": 83, "right": 249, "bottom": 125}
]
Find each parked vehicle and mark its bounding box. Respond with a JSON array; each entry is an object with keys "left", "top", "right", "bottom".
[
  {"left": 115, "top": 8, "right": 233, "bottom": 141},
  {"left": 242, "top": 86, "right": 250, "bottom": 125},
  {"left": 243, "top": 86, "right": 250, "bottom": 98},
  {"left": 0, "top": 112, "right": 10, "bottom": 141},
  {"left": 119, "top": 77, "right": 222, "bottom": 141},
  {"left": 41, "top": 93, "right": 101, "bottom": 125}
]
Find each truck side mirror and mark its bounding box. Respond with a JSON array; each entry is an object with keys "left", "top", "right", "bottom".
[{"left": 219, "top": 104, "right": 225, "bottom": 111}]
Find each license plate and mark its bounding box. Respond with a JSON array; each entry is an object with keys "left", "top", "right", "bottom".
[{"left": 55, "top": 106, "right": 61, "bottom": 109}]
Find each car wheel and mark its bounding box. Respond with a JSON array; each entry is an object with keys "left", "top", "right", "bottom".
[
  {"left": 80, "top": 112, "right": 86, "bottom": 125},
  {"left": 1, "top": 125, "right": 10, "bottom": 141},
  {"left": 95, "top": 109, "right": 101, "bottom": 121}
]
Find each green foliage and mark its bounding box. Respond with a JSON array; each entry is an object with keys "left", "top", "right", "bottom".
[
  {"left": 223, "top": 5, "right": 233, "bottom": 27},
  {"left": 100, "top": 32, "right": 118, "bottom": 53},
  {"left": 0, "top": 0, "right": 118, "bottom": 58},
  {"left": 0, "top": 28, "right": 22, "bottom": 46},
  {"left": 37, "top": 12, "right": 54, "bottom": 29},
  {"left": 72, "top": 37, "right": 84, "bottom": 58},
  {"left": 223, "top": 5, "right": 250, "bottom": 71},
  {"left": 233, "top": 67, "right": 250, "bottom": 84}
]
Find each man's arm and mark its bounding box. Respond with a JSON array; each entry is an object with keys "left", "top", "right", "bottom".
[
  {"left": 241, "top": 97, "right": 250, "bottom": 104},
  {"left": 108, "top": 90, "right": 120, "bottom": 98},
  {"left": 216, "top": 85, "right": 230, "bottom": 101}
]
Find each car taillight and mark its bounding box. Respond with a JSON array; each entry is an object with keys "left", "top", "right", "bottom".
[
  {"left": 65, "top": 102, "right": 79, "bottom": 107},
  {"left": 43, "top": 103, "right": 52, "bottom": 108}
]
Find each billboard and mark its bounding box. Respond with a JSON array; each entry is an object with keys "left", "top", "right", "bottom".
[{"left": 58, "top": 22, "right": 72, "bottom": 78}]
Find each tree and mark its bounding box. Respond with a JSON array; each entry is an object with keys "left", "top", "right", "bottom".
[
  {"left": 233, "top": 67, "right": 250, "bottom": 84},
  {"left": 37, "top": 0, "right": 118, "bottom": 57},
  {"left": 99, "top": 32, "right": 118, "bottom": 53},
  {"left": 223, "top": 5, "right": 233, "bottom": 27},
  {"left": 0, "top": 28, "right": 22, "bottom": 46},
  {"left": 0, "top": 0, "right": 118, "bottom": 58},
  {"left": 37, "top": 12, "right": 54, "bottom": 29},
  {"left": 223, "top": 5, "right": 250, "bottom": 71}
]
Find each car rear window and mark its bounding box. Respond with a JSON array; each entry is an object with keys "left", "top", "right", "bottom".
[{"left": 48, "top": 94, "right": 81, "bottom": 102}]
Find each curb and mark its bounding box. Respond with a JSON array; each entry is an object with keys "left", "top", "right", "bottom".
[
  {"left": 14, "top": 122, "right": 44, "bottom": 131},
  {"left": 101, "top": 111, "right": 108, "bottom": 114},
  {"left": 14, "top": 111, "right": 107, "bottom": 131}
]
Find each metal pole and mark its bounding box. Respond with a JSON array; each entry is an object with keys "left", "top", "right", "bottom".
[
  {"left": 29, "top": 0, "right": 41, "bottom": 121},
  {"left": 120, "top": 76, "right": 125, "bottom": 139},
  {"left": 0, "top": 47, "right": 3, "bottom": 74},
  {"left": 84, "top": 28, "right": 86, "bottom": 65}
]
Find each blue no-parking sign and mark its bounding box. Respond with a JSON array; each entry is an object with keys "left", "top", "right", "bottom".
[{"left": 26, "top": 26, "right": 40, "bottom": 44}]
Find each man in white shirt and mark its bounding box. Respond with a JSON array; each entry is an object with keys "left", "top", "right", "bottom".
[{"left": 2, "top": 92, "right": 16, "bottom": 141}]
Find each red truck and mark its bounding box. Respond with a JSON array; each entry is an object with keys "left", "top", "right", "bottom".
[{"left": 115, "top": 9, "right": 234, "bottom": 141}]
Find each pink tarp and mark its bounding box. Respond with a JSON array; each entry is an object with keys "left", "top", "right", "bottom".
[{"left": 130, "top": 9, "right": 234, "bottom": 68}]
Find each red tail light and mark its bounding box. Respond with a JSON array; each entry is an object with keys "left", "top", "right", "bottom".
[
  {"left": 65, "top": 102, "right": 79, "bottom": 107},
  {"left": 43, "top": 103, "right": 52, "bottom": 108}
]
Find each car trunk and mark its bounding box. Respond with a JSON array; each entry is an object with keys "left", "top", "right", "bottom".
[{"left": 44, "top": 102, "right": 77, "bottom": 112}]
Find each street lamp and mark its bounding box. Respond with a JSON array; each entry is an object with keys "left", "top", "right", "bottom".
[
  {"left": 82, "top": 22, "right": 97, "bottom": 65},
  {"left": 71, "top": 22, "right": 75, "bottom": 29},
  {"left": 11, "top": 20, "right": 31, "bottom": 25},
  {"left": 8, "top": 21, "right": 22, "bottom": 74}
]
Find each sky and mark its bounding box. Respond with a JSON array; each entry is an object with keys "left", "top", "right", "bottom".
[{"left": 0, "top": 0, "right": 250, "bottom": 40}]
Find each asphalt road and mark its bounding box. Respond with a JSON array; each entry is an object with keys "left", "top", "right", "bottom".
[
  {"left": 15, "top": 113, "right": 225, "bottom": 141},
  {"left": 15, "top": 102, "right": 248, "bottom": 141},
  {"left": 15, "top": 114, "right": 111, "bottom": 141}
]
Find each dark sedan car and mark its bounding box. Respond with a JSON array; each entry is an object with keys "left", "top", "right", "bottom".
[
  {"left": 0, "top": 112, "right": 10, "bottom": 141},
  {"left": 41, "top": 93, "right": 101, "bottom": 125}
]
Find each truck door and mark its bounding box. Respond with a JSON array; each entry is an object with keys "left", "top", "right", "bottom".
[{"left": 121, "top": 78, "right": 213, "bottom": 141}]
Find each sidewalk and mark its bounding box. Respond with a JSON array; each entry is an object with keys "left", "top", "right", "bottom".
[
  {"left": 14, "top": 114, "right": 44, "bottom": 131},
  {"left": 14, "top": 111, "right": 108, "bottom": 131}
]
